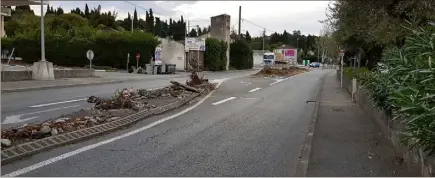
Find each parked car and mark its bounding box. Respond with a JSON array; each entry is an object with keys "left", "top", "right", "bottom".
[{"left": 309, "top": 62, "right": 320, "bottom": 68}]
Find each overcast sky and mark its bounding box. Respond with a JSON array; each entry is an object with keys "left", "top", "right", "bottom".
[{"left": 30, "top": 1, "right": 330, "bottom": 37}]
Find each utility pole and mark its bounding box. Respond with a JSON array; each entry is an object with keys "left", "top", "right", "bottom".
[
  {"left": 262, "top": 29, "right": 265, "bottom": 54},
  {"left": 238, "top": 6, "right": 241, "bottom": 39},
  {"left": 131, "top": 17, "right": 133, "bottom": 33}
]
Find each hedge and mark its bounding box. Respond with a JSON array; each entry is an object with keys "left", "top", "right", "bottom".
[
  {"left": 1, "top": 13, "right": 160, "bottom": 69},
  {"left": 204, "top": 38, "right": 227, "bottom": 71},
  {"left": 230, "top": 39, "right": 253, "bottom": 70}
]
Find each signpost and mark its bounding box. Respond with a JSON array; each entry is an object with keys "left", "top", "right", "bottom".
[
  {"left": 86, "top": 50, "right": 94, "bottom": 69},
  {"left": 135, "top": 53, "right": 140, "bottom": 68},
  {"left": 339, "top": 49, "right": 345, "bottom": 89}
]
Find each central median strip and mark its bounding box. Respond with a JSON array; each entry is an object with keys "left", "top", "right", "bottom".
[
  {"left": 212, "top": 97, "right": 237, "bottom": 105},
  {"left": 2, "top": 78, "right": 227, "bottom": 177},
  {"left": 1, "top": 73, "right": 223, "bottom": 166}
]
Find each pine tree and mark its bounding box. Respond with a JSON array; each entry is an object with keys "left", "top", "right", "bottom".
[
  {"left": 198, "top": 27, "right": 203, "bottom": 36},
  {"left": 84, "top": 4, "right": 90, "bottom": 17},
  {"left": 245, "top": 31, "right": 251, "bottom": 41},
  {"left": 154, "top": 17, "right": 162, "bottom": 37},
  {"left": 149, "top": 8, "right": 154, "bottom": 34},
  {"left": 56, "top": 7, "right": 64, "bottom": 15},
  {"left": 189, "top": 28, "right": 198, "bottom": 37},
  {"left": 133, "top": 8, "right": 138, "bottom": 30}
]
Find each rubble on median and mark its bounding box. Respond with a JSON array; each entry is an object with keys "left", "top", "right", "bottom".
[
  {"left": 254, "top": 66, "right": 309, "bottom": 78},
  {"left": 1, "top": 71, "right": 216, "bottom": 149}
]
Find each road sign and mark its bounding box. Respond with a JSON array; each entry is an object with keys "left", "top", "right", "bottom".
[
  {"left": 155, "top": 47, "right": 162, "bottom": 65},
  {"left": 86, "top": 50, "right": 94, "bottom": 60},
  {"left": 339, "top": 49, "right": 345, "bottom": 57},
  {"left": 136, "top": 53, "right": 140, "bottom": 60}
]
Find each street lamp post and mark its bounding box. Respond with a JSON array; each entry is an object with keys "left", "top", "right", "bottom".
[{"left": 40, "top": 0, "right": 45, "bottom": 61}]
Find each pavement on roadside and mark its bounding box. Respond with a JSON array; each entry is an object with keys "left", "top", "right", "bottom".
[{"left": 306, "top": 71, "right": 419, "bottom": 176}]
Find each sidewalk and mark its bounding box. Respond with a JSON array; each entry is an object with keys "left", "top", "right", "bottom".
[
  {"left": 1, "top": 77, "right": 125, "bottom": 93},
  {"left": 306, "top": 72, "right": 419, "bottom": 176},
  {"left": 1, "top": 71, "right": 189, "bottom": 93}
]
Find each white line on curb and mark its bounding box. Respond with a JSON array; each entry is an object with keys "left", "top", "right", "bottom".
[
  {"left": 29, "top": 99, "right": 87, "bottom": 108},
  {"left": 2, "top": 79, "right": 228, "bottom": 177},
  {"left": 248, "top": 88, "right": 261, "bottom": 93},
  {"left": 212, "top": 97, "right": 237, "bottom": 105}
]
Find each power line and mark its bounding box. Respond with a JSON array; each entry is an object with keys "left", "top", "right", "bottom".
[{"left": 241, "top": 18, "right": 276, "bottom": 33}]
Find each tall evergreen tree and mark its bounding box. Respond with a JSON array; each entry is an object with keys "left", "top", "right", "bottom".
[
  {"left": 133, "top": 8, "right": 138, "bottom": 30},
  {"left": 84, "top": 4, "right": 90, "bottom": 17},
  {"left": 148, "top": 8, "right": 155, "bottom": 34},
  {"left": 245, "top": 31, "right": 251, "bottom": 41}
]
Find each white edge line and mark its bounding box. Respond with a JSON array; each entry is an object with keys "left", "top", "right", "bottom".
[
  {"left": 248, "top": 88, "right": 261, "bottom": 93},
  {"left": 30, "top": 99, "right": 87, "bottom": 108},
  {"left": 2, "top": 79, "right": 228, "bottom": 177},
  {"left": 212, "top": 97, "right": 237, "bottom": 105}
]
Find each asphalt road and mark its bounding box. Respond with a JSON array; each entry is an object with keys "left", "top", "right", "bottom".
[
  {"left": 1, "top": 70, "right": 327, "bottom": 176},
  {"left": 1, "top": 70, "right": 258, "bottom": 128}
]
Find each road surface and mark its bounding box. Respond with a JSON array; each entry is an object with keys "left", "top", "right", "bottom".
[
  {"left": 1, "top": 70, "right": 327, "bottom": 176},
  {"left": 1, "top": 70, "right": 258, "bottom": 128}
]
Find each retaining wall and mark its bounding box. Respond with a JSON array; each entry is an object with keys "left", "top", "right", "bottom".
[{"left": 337, "top": 70, "right": 435, "bottom": 176}]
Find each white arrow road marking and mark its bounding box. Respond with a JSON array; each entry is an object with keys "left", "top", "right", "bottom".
[
  {"left": 30, "top": 99, "right": 87, "bottom": 108},
  {"left": 2, "top": 105, "right": 80, "bottom": 124},
  {"left": 248, "top": 88, "right": 261, "bottom": 93}
]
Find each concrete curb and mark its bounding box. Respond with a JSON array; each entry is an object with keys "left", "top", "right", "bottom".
[
  {"left": 1, "top": 92, "right": 202, "bottom": 165},
  {"left": 295, "top": 73, "right": 326, "bottom": 177},
  {"left": 1, "top": 80, "right": 125, "bottom": 93}
]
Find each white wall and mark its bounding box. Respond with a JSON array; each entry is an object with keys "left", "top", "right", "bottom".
[
  {"left": 253, "top": 50, "right": 264, "bottom": 67},
  {"left": 157, "top": 37, "right": 185, "bottom": 71}
]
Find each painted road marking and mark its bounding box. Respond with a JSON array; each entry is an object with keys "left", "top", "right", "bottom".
[
  {"left": 212, "top": 97, "right": 237, "bottom": 105},
  {"left": 270, "top": 79, "right": 285, "bottom": 85},
  {"left": 2, "top": 79, "right": 228, "bottom": 177},
  {"left": 30, "top": 99, "right": 87, "bottom": 108},
  {"left": 2, "top": 105, "right": 81, "bottom": 124},
  {"left": 248, "top": 88, "right": 261, "bottom": 93}
]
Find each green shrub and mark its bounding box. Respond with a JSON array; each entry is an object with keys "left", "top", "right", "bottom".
[
  {"left": 230, "top": 39, "right": 253, "bottom": 70},
  {"left": 358, "top": 25, "right": 435, "bottom": 155},
  {"left": 204, "top": 38, "right": 227, "bottom": 71},
  {"left": 2, "top": 14, "right": 159, "bottom": 68}
]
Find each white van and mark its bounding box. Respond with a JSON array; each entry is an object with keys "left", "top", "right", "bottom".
[{"left": 263, "top": 52, "right": 275, "bottom": 66}]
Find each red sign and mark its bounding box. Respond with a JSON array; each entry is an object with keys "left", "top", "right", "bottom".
[
  {"left": 339, "top": 49, "right": 345, "bottom": 57},
  {"left": 136, "top": 53, "right": 140, "bottom": 60}
]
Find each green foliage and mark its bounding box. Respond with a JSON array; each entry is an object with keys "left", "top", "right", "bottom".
[
  {"left": 357, "top": 25, "right": 435, "bottom": 155},
  {"left": 2, "top": 14, "right": 159, "bottom": 68},
  {"left": 230, "top": 39, "right": 253, "bottom": 70},
  {"left": 204, "top": 38, "right": 227, "bottom": 71},
  {"left": 343, "top": 67, "right": 369, "bottom": 78}
]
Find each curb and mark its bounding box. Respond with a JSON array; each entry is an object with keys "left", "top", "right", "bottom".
[
  {"left": 295, "top": 73, "right": 326, "bottom": 177},
  {"left": 1, "top": 80, "right": 125, "bottom": 93},
  {"left": 0, "top": 92, "right": 202, "bottom": 165}
]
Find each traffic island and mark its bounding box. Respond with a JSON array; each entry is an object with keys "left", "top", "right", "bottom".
[
  {"left": 0, "top": 72, "right": 216, "bottom": 165},
  {"left": 253, "top": 66, "right": 309, "bottom": 78}
]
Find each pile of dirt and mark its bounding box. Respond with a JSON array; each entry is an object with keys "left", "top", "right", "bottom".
[{"left": 255, "top": 66, "right": 308, "bottom": 77}]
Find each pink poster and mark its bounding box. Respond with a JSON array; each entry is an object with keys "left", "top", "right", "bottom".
[{"left": 284, "top": 49, "right": 295, "bottom": 57}]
